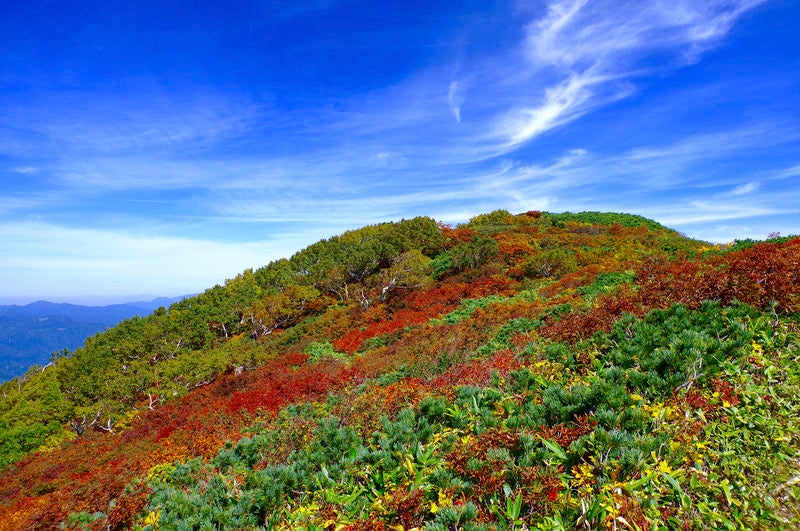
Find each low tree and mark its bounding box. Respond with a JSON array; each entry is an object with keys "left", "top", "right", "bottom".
[{"left": 245, "top": 285, "right": 322, "bottom": 338}]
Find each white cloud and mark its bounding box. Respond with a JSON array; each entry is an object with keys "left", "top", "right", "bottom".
[
  {"left": 689, "top": 221, "right": 800, "bottom": 244},
  {"left": 500, "top": 73, "right": 593, "bottom": 145},
  {"left": 0, "top": 223, "right": 288, "bottom": 300},
  {"left": 12, "top": 166, "right": 36, "bottom": 174},
  {"left": 769, "top": 164, "right": 800, "bottom": 180},
  {"left": 527, "top": 0, "right": 766, "bottom": 68},
  {"left": 492, "top": 0, "right": 767, "bottom": 147},
  {"left": 653, "top": 202, "right": 790, "bottom": 226},
  {"left": 730, "top": 182, "right": 759, "bottom": 195},
  {"left": 1, "top": 89, "right": 261, "bottom": 160},
  {"left": 0, "top": 0, "right": 790, "bottom": 301},
  {"left": 448, "top": 81, "right": 462, "bottom": 123},
  {"left": 622, "top": 127, "right": 781, "bottom": 162},
  {"left": 0, "top": 198, "right": 37, "bottom": 214}
]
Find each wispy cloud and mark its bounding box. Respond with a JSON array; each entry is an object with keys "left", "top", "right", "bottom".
[
  {"left": 1, "top": 89, "right": 261, "bottom": 160},
  {"left": 145, "top": 121, "right": 796, "bottom": 238},
  {"left": 622, "top": 126, "right": 790, "bottom": 162},
  {"left": 525, "top": 0, "right": 765, "bottom": 68},
  {"left": 307, "top": 0, "right": 769, "bottom": 164},
  {"left": 652, "top": 203, "right": 792, "bottom": 226},
  {"left": 465, "top": 125, "right": 800, "bottom": 231},
  {"left": 0, "top": 0, "right": 780, "bottom": 183},
  {"left": 0, "top": 222, "right": 285, "bottom": 300},
  {"left": 0, "top": 0, "right": 793, "bottom": 300},
  {"left": 492, "top": 0, "right": 767, "bottom": 147},
  {"left": 730, "top": 182, "right": 759, "bottom": 196},
  {"left": 448, "top": 81, "right": 462, "bottom": 123},
  {"left": 497, "top": 73, "right": 600, "bottom": 147},
  {"left": 11, "top": 166, "right": 36, "bottom": 174},
  {"left": 0, "top": 196, "right": 50, "bottom": 216},
  {"left": 768, "top": 164, "right": 800, "bottom": 181},
  {"left": 688, "top": 220, "right": 800, "bottom": 245}
]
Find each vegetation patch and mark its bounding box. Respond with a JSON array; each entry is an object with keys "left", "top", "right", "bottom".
[{"left": 0, "top": 211, "right": 798, "bottom": 530}]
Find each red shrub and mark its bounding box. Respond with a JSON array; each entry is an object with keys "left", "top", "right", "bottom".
[
  {"left": 637, "top": 238, "right": 800, "bottom": 312},
  {"left": 539, "top": 291, "right": 641, "bottom": 343}
]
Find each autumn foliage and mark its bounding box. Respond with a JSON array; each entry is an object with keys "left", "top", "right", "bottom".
[{"left": 1, "top": 211, "right": 799, "bottom": 529}]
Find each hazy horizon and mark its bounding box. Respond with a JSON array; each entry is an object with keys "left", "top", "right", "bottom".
[{"left": 0, "top": 293, "right": 192, "bottom": 307}]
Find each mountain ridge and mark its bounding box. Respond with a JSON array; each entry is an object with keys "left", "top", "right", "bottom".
[{"left": 0, "top": 210, "right": 798, "bottom": 529}]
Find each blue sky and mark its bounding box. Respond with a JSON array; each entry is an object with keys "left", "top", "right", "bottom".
[{"left": 1, "top": 0, "right": 798, "bottom": 304}]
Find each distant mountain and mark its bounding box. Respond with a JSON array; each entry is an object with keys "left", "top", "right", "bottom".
[
  {"left": 0, "top": 296, "right": 190, "bottom": 381},
  {"left": 127, "top": 297, "right": 190, "bottom": 313}
]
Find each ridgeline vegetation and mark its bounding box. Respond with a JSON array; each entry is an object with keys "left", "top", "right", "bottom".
[{"left": 1, "top": 211, "right": 798, "bottom": 530}]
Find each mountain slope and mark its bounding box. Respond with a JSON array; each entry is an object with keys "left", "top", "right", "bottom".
[{"left": 0, "top": 211, "right": 798, "bottom": 530}]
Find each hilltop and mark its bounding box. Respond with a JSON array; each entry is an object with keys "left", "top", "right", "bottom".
[{"left": 0, "top": 210, "right": 798, "bottom": 530}]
